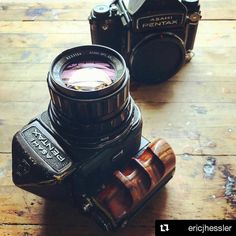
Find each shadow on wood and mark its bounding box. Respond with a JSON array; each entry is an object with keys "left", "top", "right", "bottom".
[{"left": 40, "top": 188, "right": 168, "bottom": 236}]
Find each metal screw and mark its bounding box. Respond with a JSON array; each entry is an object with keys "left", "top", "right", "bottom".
[
  {"left": 83, "top": 202, "right": 92, "bottom": 212},
  {"left": 102, "top": 23, "right": 109, "bottom": 30}
]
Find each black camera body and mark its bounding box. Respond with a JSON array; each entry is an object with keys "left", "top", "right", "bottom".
[
  {"left": 12, "top": 45, "right": 176, "bottom": 231},
  {"left": 89, "top": 0, "right": 201, "bottom": 83},
  {"left": 12, "top": 45, "right": 143, "bottom": 199},
  {"left": 12, "top": 107, "right": 142, "bottom": 199}
]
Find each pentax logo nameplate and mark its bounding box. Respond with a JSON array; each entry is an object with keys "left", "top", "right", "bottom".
[
  {"left": 136, "top": 13, "right": 184, "bottom": 31},
  {"left": 22, "top": 126, "right": 70, "bottom": 172}
]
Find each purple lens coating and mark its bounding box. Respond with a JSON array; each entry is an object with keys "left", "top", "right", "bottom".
[{"left": 61, "top": 61, "right": 116, "bottom": 91}]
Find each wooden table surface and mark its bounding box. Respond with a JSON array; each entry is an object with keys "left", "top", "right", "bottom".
[{"left": 0, "top": 0, "right": 236, "bottom": 235}]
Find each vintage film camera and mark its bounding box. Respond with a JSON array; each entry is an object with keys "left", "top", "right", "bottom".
[
  {"left": 12, "top": 45, "right": 176, "bottom": 231},
  {"left": 89, "top": 0, "right": 201, "bottom": 83}
]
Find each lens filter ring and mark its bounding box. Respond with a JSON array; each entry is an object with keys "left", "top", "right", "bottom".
[
  {"left": 49, "top": 45, "right": 126, "bottom": 98},
  {"left": 48, "top": 45, "right": 130, "bottom": 122}
]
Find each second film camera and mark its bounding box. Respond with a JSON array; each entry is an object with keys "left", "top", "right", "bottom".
[
  {"left": 12, "top": 45, "right": 176, "bottom": 231},
  {"left": 89, "top": 0, "right": 201, "bottom": 83}
]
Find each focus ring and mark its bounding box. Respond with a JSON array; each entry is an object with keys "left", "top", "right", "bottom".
[
  {"left": 48, "top": 71, "right": 130, "bottom": 123},
  {"left": 48, "top": 97, "right": 133, "bottom": 138}
]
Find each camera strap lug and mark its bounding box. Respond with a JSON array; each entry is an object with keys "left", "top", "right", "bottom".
[
  {"left": 189, "top": 12, "right": 202, "bottom": 23},
  {"left": 185, "top": 50, "right": 195, "bottom": 63}
]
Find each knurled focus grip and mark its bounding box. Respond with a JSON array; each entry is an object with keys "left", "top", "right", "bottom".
[
  {"left": 48, "top": 95, "right": 133, "bottom": 138},
  {"left": 48, "top": 73, "right": 130, "bottom": 123}
]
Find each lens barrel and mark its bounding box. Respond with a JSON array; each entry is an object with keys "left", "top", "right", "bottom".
[{"left": 47, "top": 45, "right": 140, "bottom": 147}]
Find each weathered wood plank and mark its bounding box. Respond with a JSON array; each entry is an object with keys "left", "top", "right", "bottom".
[
  {"left": 0, "top": 21, "right": 89, "bottom": 34},
  {"left": 0, "top": 225, "right": 155, "bottom": 236},
  {"left": 0, "top": 28, "right": 235, "bottom": 50},
  {"left": 0, "top": 0, "right": 235, "bottom": 21},
  {"left": 0, "top": 33, "right": 90, "bottom": 49},
  {"left": 0, "top": 46, "right": 235, "bottom": 65},
  {"left": 2, "top": 124, "right": 236, "bottom": 156},
  {"left": 0, "top": 0, "right": 236, "bottom": 234},
  {"left": 0, "top": 7, "right": 91, "bottom": 22},
  {"left": 1, "top": 63, "right": 235, "bottom": 82},
  {"left": 1, "top": 20, "right": 236, "bottom": 34},
  {"left": 1, "top": 101, "right": 236, "bottom": 155},
  {"left": 131, "top": 81, "right": 236, "bottom": 103},
  {"left": 2, "top": 102, "right": 236, "bottom": 128},
  {"left": 0, "top": 154, "right": 235, "bottom": 230},
  {"left": 0, "top": 21, "right": 235, "bottom": 49},
  {"left": 0, "top": 21, "right": 235, "bottom": 84},
  {"left": 0, "top": 80, "right": 235, "bottom": 103},
  {"left": 0, "top": 154, "right": 12, "bottom": 186}
]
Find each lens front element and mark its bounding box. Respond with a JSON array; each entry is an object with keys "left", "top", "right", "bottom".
[{"left": 61, "top": 61, "right": 116, "bottom": 92}]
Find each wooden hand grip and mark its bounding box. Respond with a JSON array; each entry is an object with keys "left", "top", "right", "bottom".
[
  {"left": 149, "top": 138, "right": 176, "bottom": 178},
  {"left": 95, "top": 138, "right": 176, "bottom": 221}
]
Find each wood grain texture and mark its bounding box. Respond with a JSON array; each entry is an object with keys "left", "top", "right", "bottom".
[
  {"left": 1, "top": 101, "right": 236, "bottom": 155},
  {"left": 0, "top": 154, "right": 235, "bottom": 236},
  {"left": 0, "top": 0, "right": 236, "bottom": 235},
  {"left": 0, "top": 0, "right": 235, "bottom": 20},
  {"left": 0, "top": 21, "right": 235, "bottom": 49}
]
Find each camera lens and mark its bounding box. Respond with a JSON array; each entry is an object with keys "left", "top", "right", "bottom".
[
  {"left": 47, "top": 45, "right": 142, "bottom": 147},
  {"left": 61, "top": 61, "right": 116, "bottom": 92}
]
